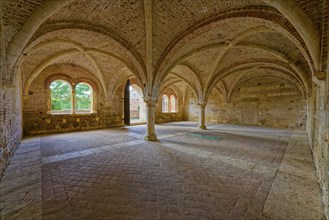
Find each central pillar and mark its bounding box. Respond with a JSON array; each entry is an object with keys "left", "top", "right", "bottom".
[
  {"left": 144, "top": 97, "right": 158, "bottom": 141},
  {"left": 72, "top": 87, "right": 76, "bottom": 114},
  {"left": 198, "top": 102, "right": 207, "bottom": 130}
]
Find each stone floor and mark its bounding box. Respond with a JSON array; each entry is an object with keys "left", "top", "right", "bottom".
[{"left": 0, "top": 122, "right": 325, "bottom": 219}]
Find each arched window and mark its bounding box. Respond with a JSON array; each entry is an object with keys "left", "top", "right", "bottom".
[
  {"left": 162, "top": 94, "right": 169, "bottom": 113},
  {"left": 75, "top": 82, "right": 93, "bottom": 113},
  {"left": 170, "top": 95, "right": 177, "bottom": 112},
  {"left": 50, "top": 80, "right": 72, "bottom": 114}
]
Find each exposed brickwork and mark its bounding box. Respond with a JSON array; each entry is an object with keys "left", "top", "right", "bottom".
[
  {"left": 46, "top": 0, "right": 146, "bottom": 61},
  {"left": 0, "top": 2, "right": 328, "bottom": 218},
  {"left": 21, "top": 28, "right": 145, "bottom": 96},
  {"left": 296, "top": 0, "right": 323, "bottom": 29},
  {"left": 156, "top": 88, "right": 184, "bottom": 124},
  {"left": 186, "top": 77, "right": 307, "bottom": 129},
  {"left": 0, "top": 83, "right": 23, "bottom": 177},
  {"left": 23, "top": 64, "right": 123, "bottom": 135},
  {"left": 154, "top": 2, "right": 270, "bottom": 69},
  {"left": 2, "top": 0, "right": 44, "bottom": 47},
  {"left": 320, "top": 0, "right": 329, "bottom": 71},
  {"left": 156, "top": 6, "right": 314, "bottom": 77}
]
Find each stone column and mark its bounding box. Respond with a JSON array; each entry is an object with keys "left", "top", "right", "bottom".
[
  {"left": 198, "top": 102, "right": 207, "bottom": 130},
  {"left": 72, "top": 87, "right": 76, "bottom": 114},
  {"left": 0, "top": 2, "right": 4, "bottom": 164},
  {"left": 0, "top": 1, "right": 5, "bottom": 80},
  {"left": 144, "top": 97, "right": 158, "bottom": 141}
]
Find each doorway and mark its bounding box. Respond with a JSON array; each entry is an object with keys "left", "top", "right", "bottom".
[{"left": 129, "top": 84, "right": 146, "bottom": 124}]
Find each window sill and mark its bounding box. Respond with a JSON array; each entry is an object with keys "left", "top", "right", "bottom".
[{"left": 49, "top": 112, "right": 97, "bottom": 115}]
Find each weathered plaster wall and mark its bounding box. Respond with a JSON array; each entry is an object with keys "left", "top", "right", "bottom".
[
  {"left": 23, "top": 66, "right": 123, "bottom": 135},
  {"left": 186, "top": 77, "right": 307, "bottom": 129}
]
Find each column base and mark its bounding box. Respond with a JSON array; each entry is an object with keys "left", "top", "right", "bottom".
[
  {"left": 144, "top": 134, "right": 158, "bottom": 141},
  {"left": 198, "top": 125, "right": 207, "bottom": 130}
]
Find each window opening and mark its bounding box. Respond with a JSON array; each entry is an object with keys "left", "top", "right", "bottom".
[
  {"left": 50, "top": 80, "right": 72, "bottom": 114},
  {"left": 170, "top": 95, "right": 177, "bottom": 112},
  {"left": 76, "top": 82, "right": 93, "bottom": 113},
  {"left": 162, "top": 94, "right": 169, "bottom": 113}
]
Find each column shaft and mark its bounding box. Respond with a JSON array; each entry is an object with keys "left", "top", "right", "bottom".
[
  {"left": 144, "top": 98, "right": 157, "bottom": 141},
  {"left": 198, "top": 103, "right": 207, "bottom": 130}
]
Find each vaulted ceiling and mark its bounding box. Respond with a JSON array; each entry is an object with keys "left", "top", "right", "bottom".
[{"left": 2, "top": 0, "right": 327, "bottom": 101}]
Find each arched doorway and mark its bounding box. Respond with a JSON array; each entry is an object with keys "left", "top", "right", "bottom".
[
  {"left": 129, "top": 84, "right": 146, "bottom": 124},
  {"left": 124, "top": 80, "right": 130, "bottom": 125}
]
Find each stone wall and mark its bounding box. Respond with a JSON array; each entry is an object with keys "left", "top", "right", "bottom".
[
  {"left": 155, "top": 112, "right": 184, "bottom": 124},
  {"left": 23, "top": 66, "right": 124, "bottom": 135},
  {"left": 23, "top": 112, "right": 122, "bottom": 135},
  {"left": 0, "top": 3, "right": 23, "bottom": 177},
  {"left": 186, "top": 77, "right": 307, "bottom": 129},
  {"left": 155, "top": 90, "right": 185, "bottom": 124},
  {"left": 0, "top": 80, "right": 23, "bottom": 177},
  {"left": 309, "top": 74, "right": 329, "bottom": 217}
]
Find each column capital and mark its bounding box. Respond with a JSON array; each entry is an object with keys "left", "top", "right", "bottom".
[
  {"left": 144, "top": 96, "right": 157, "bottom": 106},
  {"left": 198, "top": 101, "right": 207, "bottom": 108},
  {"left": 314, "top": 71, "right": 326, "bottom": 81}
]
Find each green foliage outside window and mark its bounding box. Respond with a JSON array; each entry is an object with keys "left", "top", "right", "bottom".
[
  {"left": 50, "top": 80, "right": 92, "bottom": 113},
  {"left": 50, "top": 80, "right": 72, "bottom": 111},
  {"left": 76, "top": 83, "right": 92, "bottom": 111}
]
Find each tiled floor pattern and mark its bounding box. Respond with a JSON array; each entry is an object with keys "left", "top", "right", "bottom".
[
  {"left": 0, "top": 137, "right": 42, "bottom": 219},
  {"left": 0, "top": 122, "right": 325, "bottom": 219}
]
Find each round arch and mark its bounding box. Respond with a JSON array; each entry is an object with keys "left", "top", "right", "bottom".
[
  {"left": 49, "top": 79, "right": 73, "bottom": 114},
  {"left": 22, "top": 38, "right": 146, "bottom": 99},
  {"left": 6, "top": 0, "right": 73, "bottom": 78},
  {"left": 205, "top": 59, "right": 307, "bottom": 102}
]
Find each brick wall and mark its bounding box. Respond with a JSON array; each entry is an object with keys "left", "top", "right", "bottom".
[
  {"left": 186, "top": 77, "right": 307, "bottom": 129},
  {"left": 0, "top": 81, "right": 23, "bottom": 177},
  {"left": 155, "top": 112, "right": 184, "bottom": 124},
  {"left": 155, "top": 90, "right": 185, "bottom": 123},
  {"left": 23, "top": 66, "right": 124, "bottom": 135},
  {"left": 0, "top": 4, "right": 23, "bottom": 177}
]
